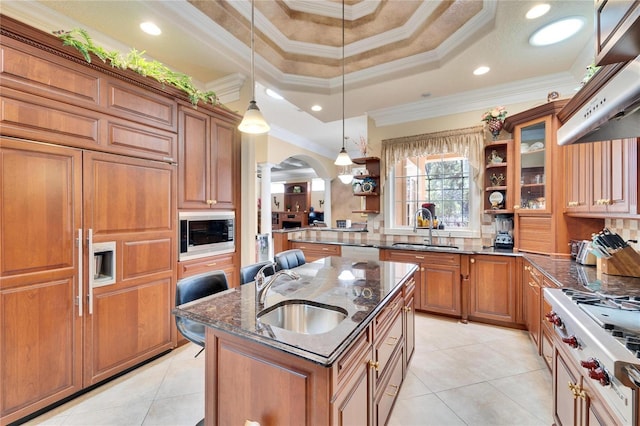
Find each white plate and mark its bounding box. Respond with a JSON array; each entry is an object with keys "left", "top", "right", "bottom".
[
  {"left": 489, "top": 191, "right": 503, "bottom": 205},
  {"left": 529, "top": 142, "right": 544, "bottom": 151},
  {"left": 520, "top": 143, "right": 529, "bottom": 153}
]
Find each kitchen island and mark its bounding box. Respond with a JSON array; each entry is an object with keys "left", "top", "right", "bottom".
[{"left": 173, "top": 256, "right": 418, "bottom": 426}]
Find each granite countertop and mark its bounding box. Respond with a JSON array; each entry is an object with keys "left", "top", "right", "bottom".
[{"left": 173, "top": 257, "right": 418, "bottom": 366}]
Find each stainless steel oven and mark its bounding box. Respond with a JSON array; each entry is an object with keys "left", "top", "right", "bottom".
[{"left": 179, "top": 211, "right": 235, "bottom": 261}]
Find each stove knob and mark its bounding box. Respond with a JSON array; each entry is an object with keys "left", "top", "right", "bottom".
[
  {"left": 545, "top": 312, "right": 563, "bottom": 327},
  {"left": 612, "top": 330, "right": 625, "bottom": 338},
  {"left": 580, "top": 358, "right": 599, "bottom": 370},
  {"left": 562, "top": 335, "right": 580, "bottom": 349},
  {"left": 603, "top": 323, "right": 615, "bottom": 330},
  {"left": 588, "top": 368, "right": 610, "bottom": 386}
]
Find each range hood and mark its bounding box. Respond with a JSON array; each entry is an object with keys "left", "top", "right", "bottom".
[{"left": 558, "top": 56, "right": 640, "bottom": 145}]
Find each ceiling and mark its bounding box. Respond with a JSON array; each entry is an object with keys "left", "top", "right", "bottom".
[{"left": 2, "top": 0, "right": 595, "bottom": 162}]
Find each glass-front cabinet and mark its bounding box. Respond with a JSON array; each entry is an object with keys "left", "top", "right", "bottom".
[{"left": 513, "top": 116, "right": 552, "bottom": 213}]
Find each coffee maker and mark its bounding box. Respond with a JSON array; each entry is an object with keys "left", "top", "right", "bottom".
[{"left": 494, "top": 214, "right": 514, "bottom": 249}]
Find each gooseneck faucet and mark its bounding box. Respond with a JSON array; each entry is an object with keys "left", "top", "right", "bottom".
[
  {"left": 255, "top": 262, "right": 300, "bottom": 306},
  {"left": 413, "top": 208, "right": 433, "bottom": 245}
]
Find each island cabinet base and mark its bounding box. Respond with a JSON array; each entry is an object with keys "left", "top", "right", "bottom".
[{"left": 202, "top": 279, "right": 414, "bottom": 426}]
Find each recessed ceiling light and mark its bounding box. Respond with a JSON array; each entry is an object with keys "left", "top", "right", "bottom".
[
  {"left": 473, "top": 66, "right": 490, "bottom": 75},
  {"left": 265, "top": 88, "right": 284, "bottom": 100},
  {"left": 311, "top": 105, "right": 322, "bottom": 112},
  {"left": 526, "top": 4, "right": 550, "bottom": 19},
  {"left": 529, "top": 17, "right": 584, "bottom": 46},
  {"left": 140, "top": 22, "right": 161, "bottom": 36}
]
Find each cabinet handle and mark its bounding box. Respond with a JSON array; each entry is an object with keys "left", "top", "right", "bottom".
[
  {"left": 206, "top": 263, "right": 217, "bottom": 267},
  {"left": 470, "top": 258, "right": 475, "bottom": 264},
  {"left": 87, "top": 228, "right": 94, "bottom": 315},
  {"left": 206, "top": 199, "right": 218, "bottom": 205},
  {"left": 322, "top": 248, "right": 329, "bottom": 251},
  {"left": 513, "top": 205, "right": 521, "bottom": 210},
  {"left": 403, "top": 306, "right": 412, "bottom": 312},
  {"left": 420, "top": 267, "right": 425, "bottom": 271},
  {"left": 524, "top": 265, "right": 530, "bottom": 271},
  {"left": 368, "top": 360, "right": 379, "bottom": 371},
  {"left": 415, "top": 255, "right": 425, "bottom": 260},
  {"left": 77, "top": 229, "right": 83, "bottom": 317},
  {"left": 385, "top": 384, "right": 399, "bottom": 397}
]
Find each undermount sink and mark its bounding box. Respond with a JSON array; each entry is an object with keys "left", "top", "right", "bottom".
[
  {"left": 257, "top": 300, "right": 348, "bottom": 335},
  {"left": 391, "top": 243, "right": 459, "bottom": 251}
]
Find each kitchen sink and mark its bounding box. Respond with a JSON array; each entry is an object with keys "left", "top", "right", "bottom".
[
  {"left": 257, "top": 300, "right": 348, "bottom": 335},
  {"left": 391, "top": 243, "right": 459, "bottom": 251}
]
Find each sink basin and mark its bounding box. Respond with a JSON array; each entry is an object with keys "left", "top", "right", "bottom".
[
  {"left": 391, "top": 243, "right": 459, "bottom": 251},
  {"left": 257, "top": 300, "right": 348, "bottom": 335}
]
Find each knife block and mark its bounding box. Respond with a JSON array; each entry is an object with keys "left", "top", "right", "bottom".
[{"left": 599, "top": 246, "right": 640, "bottom": 278}]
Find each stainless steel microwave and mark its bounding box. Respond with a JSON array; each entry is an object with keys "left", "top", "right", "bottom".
[{"left": 179, "top": 211, "right": 235, "bottom": 261}]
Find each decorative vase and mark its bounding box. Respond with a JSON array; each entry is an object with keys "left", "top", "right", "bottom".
[{"left": 487, "top": 118, "right": 503, "bottom": 140}]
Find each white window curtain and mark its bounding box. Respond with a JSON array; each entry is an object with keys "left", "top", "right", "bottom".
[{"left": 381, "top": 125, "right": 485, "bottom": 189}]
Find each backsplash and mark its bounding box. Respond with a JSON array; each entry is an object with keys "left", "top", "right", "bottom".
[{"left": 605, "top": 218, "right": 640, "bottom": 252}]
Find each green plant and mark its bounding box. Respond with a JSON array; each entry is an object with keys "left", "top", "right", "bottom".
[{"left": 54, "top": 28, "right": 218, "bottom": 107}]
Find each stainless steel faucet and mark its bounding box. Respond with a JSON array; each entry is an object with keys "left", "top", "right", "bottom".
[
  {"left": 413, "top": 208, "right": 433, "bottom": 245},
  {"left": 255, "top": 262, "right": 300, "bottom": 306}
]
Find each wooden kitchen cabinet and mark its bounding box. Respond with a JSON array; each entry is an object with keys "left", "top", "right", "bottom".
[
  {"left": 483, "top": 140, "right": 514, "bottom": 213},
  {"left": 379, "top": 250, "right": 461, "bottom": 318},
  {"left": 0, "top": 139, "right": 176, "bottom": 423},
  {"left": 565, "top": 143, "right": 591, "bottom": 213},
  {"left": 290, "top": 241, "right": 341, "bottom": 262},
  {"left": 352, "top": 157, "right": 381, "bottom": 214},
  {"left": 468, "top": 255, "right": 522, "bottom": 327},
  {"left": 177, "top": 252, "right": 238, "bottom": 288},
  {"left": 523, "top": 260, "right": 542, "bottom": 351},
  {"left": 505, "top": 100, "right": 603, "bottom": 258},
  {"left": 403, "top": 276, "right": 416, "bottom": 371},
  {"left": 595, "top": 0, "right": 640, "bottom": 66},
  {"left": 178, "top": 106, "right": 239, "bottom": 210},
  {"left": 283, "top": 182, "right": 311, "bottom": 214},
  {"left": 552, "top": 336, "right": 619, "bottom": 426}
]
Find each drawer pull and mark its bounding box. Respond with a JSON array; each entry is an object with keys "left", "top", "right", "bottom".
[
  {"left": 403, "top": 306, "right": 412, "bottom": 312},
  {"left": 368, "top": 360, "right": 379, "bottom": 371},
  {"left": 385, "top": 384, "right": 399, "bottom": 397},
  {"left": 322, "top": 248, "right": 329, "bottom": 251},
  {"left": 206, "top": 263, "right": 217, "bottom": 267},
  {"left": 415, "top": 255, "right": 425, "bottom": 259},
  {"left": 386, "top": 336, "right": 399, "bottom": 345}
]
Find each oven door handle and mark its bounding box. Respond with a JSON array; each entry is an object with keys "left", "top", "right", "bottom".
[{"left": 625, "top": 365, "right": 640, "bottom": 387}]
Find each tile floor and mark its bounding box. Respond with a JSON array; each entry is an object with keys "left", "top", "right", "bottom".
[{"left": 26, "top": 313, "right": 553, "bottom": 426}]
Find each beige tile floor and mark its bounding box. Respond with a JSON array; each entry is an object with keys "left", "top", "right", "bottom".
[{"left": 26, "top": 313, "right": 553, "bottom": 426}]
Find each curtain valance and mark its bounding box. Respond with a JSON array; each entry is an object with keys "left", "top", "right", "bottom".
[{"left": 380, "top": 125, "right": 485, "bottom": 188}]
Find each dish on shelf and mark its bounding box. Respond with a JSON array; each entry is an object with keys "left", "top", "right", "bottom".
[
  {"left": 489, "top": 191, "right": 504, "bottom": 209},
  {"left": 529, "top": 141, "right": 544, "bottom": 151},
  {"left": 520, "top": 143, "right": 529, "bottom": 153}
]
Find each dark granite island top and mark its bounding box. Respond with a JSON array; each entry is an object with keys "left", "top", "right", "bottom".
[{"left": 173, "top": 256, "right": 418, "bottom": 366}]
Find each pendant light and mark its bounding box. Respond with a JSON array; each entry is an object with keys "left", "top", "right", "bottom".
[
  {"left": 238, "top": 0, "right": 270, "bottom": 134},
  {"left": 335, "top": 0, "right": 353, "bottom": 184}
]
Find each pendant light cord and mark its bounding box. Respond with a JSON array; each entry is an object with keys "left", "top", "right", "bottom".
[
  {"left": 341, "top": 0, "right": 345, "bottom": 149},
  {"left": 251, "top": 0, "right": 256, "bottom": 101}
]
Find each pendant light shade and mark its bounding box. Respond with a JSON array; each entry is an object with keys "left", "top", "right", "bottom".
[
  {"left": 335, "top": 0, "right": 353, "bottom": 181},
  {"left": 239, "top": 0, "right": 270, "bottom": 134},
  {"left": 335, "top": 146, "right": 352, "bottom": 166}
]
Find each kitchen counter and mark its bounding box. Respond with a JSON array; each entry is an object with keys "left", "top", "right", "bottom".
[{"left": 173, "top": 256, "right": 417, "bottom": 365}]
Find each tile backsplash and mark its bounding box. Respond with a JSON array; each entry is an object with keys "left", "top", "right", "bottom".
[{"left": 605, "top": 218, "right": 640, "bottom": 251}]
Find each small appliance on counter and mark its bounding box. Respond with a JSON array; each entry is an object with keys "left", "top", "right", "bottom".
[{"left": 493, "top": 214, "right": 513, "bottom": 249}]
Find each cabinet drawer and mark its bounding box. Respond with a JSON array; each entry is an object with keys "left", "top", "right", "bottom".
[
  {"left": 374, "top": 308, "right": 402, "bottom": 384},
  {"left": 374, "top": 291, "right": 403, "bottom": 335},
  {"left": 383, "top": 249, "right": 460, "bottom": 266},
  {"left": 375, "top": 345, "right": 404, "bottom": 426},
  {"left": 178, "top": 253, "right": 236, "bottom": 279},
  {"left": 292, "top": 242, "right": 341, "bottom": 256},
  {"left": 332, "top": 327, "right": 372, "bottom": 395}
]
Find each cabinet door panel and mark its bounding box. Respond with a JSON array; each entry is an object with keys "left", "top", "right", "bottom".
[
  {"left": 0, "top": 140, "right": 83, "bottom": 423},
  {"left": 178, "top": 108, "right": 209, "bottom": 208},
  {"left": 469, "top": 256, "right": 516, "bottom": 323},
  {"left": 421, "top": 265, "right": 461, "bottom": 316},
  {"left": 210, "top": 119, "right": 235, "bottom": 209},
  {"left": 82, "top": 152, "right": 175, "bottom": 385}
]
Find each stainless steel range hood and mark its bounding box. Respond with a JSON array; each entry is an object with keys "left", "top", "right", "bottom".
[{"left": 558, "top": 56, "right": 640, "bottom": 145}]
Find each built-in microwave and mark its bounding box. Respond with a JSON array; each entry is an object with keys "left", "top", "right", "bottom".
[{"left": 179, "top": 211, "right": 235, "bottom": 261}]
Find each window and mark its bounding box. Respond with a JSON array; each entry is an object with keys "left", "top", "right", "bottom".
[{"left": 389, "top": 153, "right": 474, "bottom": 231}]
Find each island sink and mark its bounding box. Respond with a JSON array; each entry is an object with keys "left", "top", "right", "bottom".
[{"left": 257, "top": 299, "right": 348, "bottom": 335}]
